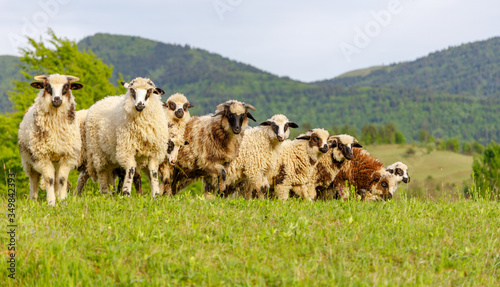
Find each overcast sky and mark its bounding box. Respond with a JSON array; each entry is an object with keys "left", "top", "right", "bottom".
[{"left": 1, "top": 0, "right": 499, "bottom": 82}]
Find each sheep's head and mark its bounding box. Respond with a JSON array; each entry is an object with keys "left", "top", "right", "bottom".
[
  {"left": 296, "top": 128, "right": 330, "bottom": 159},
  {"left": 121, "top": 78, "right": 164, "bottom": 112},
  {"left": 163, "top": 93, "right": 194, "bottom": 120},
  {"left": 386, "top": 162, "right": 410, "bottom": 184},
  {"left": 213, "top": 100, "right": 256, "bottom": 134},
  {"left": 330, "top": 134, "right": 363, "bottom": 162},
  {"left": 259, "top": 114, "right": 299, "bottom": 142},
  {"left": 31, "top": 74, "right": 83, "bottom": 109},
  {"left": 366, "top": 169, "right": 397, "bottom": 201},
  {"left": 166, "top": 134, "right": 189, "bottom": 166}
]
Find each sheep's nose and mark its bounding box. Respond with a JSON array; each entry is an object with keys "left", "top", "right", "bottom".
[
  {"left": 169, "top": 159, "right": 176, "bottom": 165},
  {"left": 174, "top": 109, "right": 184, "bottom": 119},
  {"left": 277, "top": 135, "right": 285, "bottom": 142},
  {"left": 384, "top": 193, "right": 393, "bottom": 200},
  {"left": 233, "top": 126, "right": 241, "bottom": 134},
  {"left": 135, "top": 103, "right": 145, "bottom": 112},
  {"left": 52, "top": 97, "right": 62, "bottom": 108},
  {"left": 319, "top": 145, "right": 329, "bottom": 153},
  {"left": 345, "top": 148, "right": 354, "bottom": 160}
]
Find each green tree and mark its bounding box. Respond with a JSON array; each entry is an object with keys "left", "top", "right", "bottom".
[
  {"left": 1, "top": 30, "right": 120, "bottom": 191},
  {"left": 395, "top": 131, "right": 406, "bottom": 144},
  {"left": 472, "top": 141, "right": 500, "bottom": 197}
]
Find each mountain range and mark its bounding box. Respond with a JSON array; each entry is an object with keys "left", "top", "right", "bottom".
[{"left": 1, "top": 33, "right": 499, "bottom": 143}]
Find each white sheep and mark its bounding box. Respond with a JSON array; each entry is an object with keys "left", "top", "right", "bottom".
[
  {"left": 85, "top": 77, "right": 169, "bottom": 197},
  {"left": 270, "top": 128, "right": 330, "bottom": 201},
  {"left": 18, "top": 74, "right": 83, "bottom": 206},
  {"left": 224, "top": 114, "right": 299, "bottom": 199},
  {"left": 313, "top": 134, "right": 363, "bottom": 200},
  {"left": 163, "top": 93, "right": 194, "bottom": 128},
  {"left": 386, "top": 161, "right": 410, "bottom": 192},
  {"left": 172, "top": 100, "right": 256, "bottom": 198}
]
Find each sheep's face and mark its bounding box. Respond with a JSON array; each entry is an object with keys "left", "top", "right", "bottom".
[
  {"left": 122, "top": 78, "right": 164, "bottom": 112},
  {"left": 260, "top": 114, "right": 298, "bottom": 142},
  {"left": 31, "top": 74, "right": 83, "bottom": 109},
  {"left": 368, "top": 170, "right": 397, "bottom": 200},
  {"left": 387, "top": 162, "right": 410, "bottom": 184},
  {"left": 296, "top": 128, "right": 330, "bottom": 158},
  {"left": 214, "top": 100, "right": 256, "bottom": 135},
  {"left": 330, "top": 134, "right": 363, "bottom": 162},
  {"left": 164, "top": 93, "right": 194, "bottom": 120},
  {"left": 166, "top": 137, "right": 189, "bottom": 166}
]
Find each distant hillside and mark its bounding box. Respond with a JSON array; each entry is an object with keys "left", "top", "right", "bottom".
[
  {"left": 321, "top": 37, "right": 500, "bottom": 97},
  {"left": 1, "top": 33, "right": 500, "bottom": 144},
  {"left": 0, "top": 56, "right": 22, "bottom": 112}
]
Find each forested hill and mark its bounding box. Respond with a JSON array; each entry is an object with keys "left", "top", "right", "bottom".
[
  {"left": 320, "top": 37, "right": 500, "bottom": 97},
  {"left": 1, "top": 33, "right": 500, "bottom": 143}
]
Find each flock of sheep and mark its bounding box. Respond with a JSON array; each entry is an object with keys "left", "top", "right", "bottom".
[{"left": 18, "top": 74, "right": 410, "bottom": 206}]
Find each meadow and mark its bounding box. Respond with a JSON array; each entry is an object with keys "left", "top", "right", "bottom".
[
  {"left": 2, "top": 189, "right": 500, "bottom": 286},
  {"left": 4, "top": 145, "right": 496, "bottom": 286}
]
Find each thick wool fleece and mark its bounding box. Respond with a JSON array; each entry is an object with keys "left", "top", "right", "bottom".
[
  {"left": 85, "top": 80, "right": 169, "bottom": 196},
  {"left": 18, "top": 74, "right": 81, "bottom": 206},
  {"left": 270, "top": 128, "right": 330, "bottom": 201}
]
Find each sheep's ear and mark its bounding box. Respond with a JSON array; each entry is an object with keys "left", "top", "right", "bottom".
[
  {"left": 386, "top": 168, "right": 394, "bottom": 174},
  {"left": 34, "top": 75, "right": 48, "bottom": 81},
  {"left": 212, "top": 110, "right": 225, "bottom": 117},
  {"left": 247, "top": 112, "right": 256, "bottom": 122},
  {"left": 30, "top": 82, "right": 44, "bottom": 89},
  {"left": 184, "top": 141, "right": 189, "bottom": 145},
  {"left": 65, "top": 75, "right": 80, "bottom": 82},
  {"left": 121, "top": 81, "right": 130, "bottom": 89},
  {"left": 154, "top": 88, "right": 165, "bottom": 95},
  {"left": 296, "top": 135, "right": 311, "bottom": 141},
  {"left": 162, "top": 102, "right": 168, "bottom": 108},
  {"left": 70, "top": 83, "right": 83, "bottom": 90},
  {"left": 352, "top": 142, "right": 363, "bottom": 148},
  {"left": 260, "top": 121, "right": 272, "bottom": 127},
  {"left": 288, "top": 122, "right": 299, "bottom": 129},
  {"left": 188, "top": 103, "right": 195, "bottom": 108}
]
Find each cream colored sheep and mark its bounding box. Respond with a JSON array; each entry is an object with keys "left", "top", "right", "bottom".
[
  {"left": 18, "top": 74, "right": 83, "bottom": 206},
  {"left": 270, "top": 128, "right": 330, "bottom": 201},
  {"left": 224, "top": 114, "right": 299, "bottom": 199},
  {"left": 85, "top": 77, "right": 169, "bottom": 197},
  {"left": 386, "top": 161, "right": 410, "bottom": 192}
]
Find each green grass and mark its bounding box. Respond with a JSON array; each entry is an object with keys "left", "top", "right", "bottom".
[{"left": 3, "top": 188, "right": 500, "bottom": 286}]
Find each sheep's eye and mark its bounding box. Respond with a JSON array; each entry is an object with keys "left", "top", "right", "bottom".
[
  {"left": 381, "top": 181, "right": 388, "bottom": 188},
  {"left": 183, "top": 103, "right": 188, "bottom": 111},
  {"left": 62, "top": 84, "right": 69, "bottom": 94},
  {"left": 45, "top": 84, "right": 52, "bottom": 95},
  {"left": 169, "top": 102, "right": 176, "bottom": 110},
  {"left": 313, "top": 136, "right": 319, "bottom": 143},
  {"left": 145, "top": 89, "right": 152, "bottom": 100},
  {"left": 338, "top": 143, "right": 343, "bottom": 149},
  {"left": 130, "top": 88, "right": 136, "bottom": 99},
  {"left": 374, "top": 177, "right": 380, "bottom": 183},
  {"left": 396, "top": 168, "right": 404, "bottom": 176},
  {"left": 167, "top": 141, "right": 174, "bottom": 154}
]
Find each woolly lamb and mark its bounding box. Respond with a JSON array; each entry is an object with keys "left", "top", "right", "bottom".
[
  {"left": 224, "top": 114, "right": 299, "bottom": 199},
  {"left": 164, "top": 93, "right": 194, "bottom": 127},
  {"left": 172, "top": 100, "right": 256, "bottom": 198},
  {"left": 270, "top": 128, "right": 330, "bottom": 201},
  {"left": 18, "top": 74, "right": 83, "bottom": 206},
  {"left": 332, "top": 148, "right": 397, "bottom": 201},
  {"left": 386, "top": 161, "right": 410, "bottom": 191},
  {"left": 313, "top": 135, "right": 362, "bottom": 200},
  {"left": 85, "top": 77, "right": 169, "bottom": 197}
]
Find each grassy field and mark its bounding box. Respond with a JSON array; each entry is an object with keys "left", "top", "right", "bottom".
[{"left": 3, "top": 189, "right": 500, "bottom": 286}]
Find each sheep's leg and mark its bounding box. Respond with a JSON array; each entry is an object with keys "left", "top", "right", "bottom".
[
  {"left": 97, "top": 171, "right": 111, "bottom": 194},
  {"left": 274, "top": 184, "right": 291, "bottom": 200},
  {"left": 56, "top": 164, "right": 72, "bottom": 201},
  {"left": 75, "top": 170, "right": 89, "bottom": 196},
  {"left": 28, "top": 167, "right": 40, "bottom": 201},
  {"left": 121, "top": 165, "right": 136, "bottom": 196},
  {"left": 148, "top": 160, "right": 160, "bottom": 198},
  {"left": 133, "top": 172, "right": 143, "bottom": 195},
  {"left": 159, "top": 164, "right": 172, "bottom": 196},
  {"left": 36, "top": 161, "right": 56, "bottom": 206}
]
